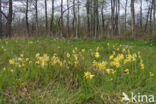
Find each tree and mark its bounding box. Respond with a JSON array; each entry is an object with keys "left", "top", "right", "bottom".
[
  {"left": 125, "top": 0, "right": 128, "bottom": 31},
  {"left": 153, "top": 0, "right": 155, "bottom": 31},
  {"left": 67, "top": 0, "right": 70, "bottom": 36},
  {"left": 50, "top": 0, "right": 55, "bottom": 33},
  {"left": 45, "top": 0, "right": 48, "bottom": 32},
  {"left": 26, "top": 0, "right": 30, "bottom": 36},
  {"left": 60, "top": 0, "right": 63, "bottom": 37},
  {"left": 35, "top": 0, "right": 38, "bottom": 33},
  {"left": 86, "top": 0, "right": 90, "bottom": 36},
  {"left": 131, "top": 0, "right": 135, "bottom": 37},
  {"left": 0, "top": 0, "right": 2, "bottom": 38},
  {"left": 140, "top": 0, "right": 142, "bottom": 28},
  {"left": 6, "top": 0, "right": 13, "bottom": 37}
]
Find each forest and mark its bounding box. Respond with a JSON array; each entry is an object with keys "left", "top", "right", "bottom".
[{"left": 0, "top": 0, "right": 156, "bottom": 39}]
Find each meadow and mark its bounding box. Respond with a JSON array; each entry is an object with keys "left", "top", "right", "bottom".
[{"left": 0, "top": 38, "right": 155, "bottom": 104}]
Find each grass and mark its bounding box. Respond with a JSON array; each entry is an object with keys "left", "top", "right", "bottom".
[{"left": 0, "top": 38, "right": 155, "bottom": 104}]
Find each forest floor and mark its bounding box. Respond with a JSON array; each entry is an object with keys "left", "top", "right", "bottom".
[{"left": 0, "top": 38, "right": 155, "bottom": 104}]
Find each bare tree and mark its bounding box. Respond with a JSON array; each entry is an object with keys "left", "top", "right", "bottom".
[
  {"left": 125, "top": 0, "right": 128, "bottom": 31},
  {"left": 60, "top": 0, "right": 63, "bottom": 37},
  {"left": 0, "top": 0, "right": 2, "bottom": 37},
  {"left": 6, "top": 0, "right": 13, "bottom": 37},
  {"left": 140, "top": 0, "right": 142, "bottom": 28},
  {"left": 50, "top": 0, "right": 54, "bottom": 33},
  {"left": 86, "top": 0, "right": 90, "bottom": 36},
  {"left": 153, "top": 0, "right": 155, "bottom": 31},
  {"left": 45, "top": 0, "right": 48, "bottom": 32},
  {"left": 67, "top": 0, "right": 70, "bottom": 36},
  {"left": 35, "top": 0, "right": 38, "bottom": 33},
  {"left": 131, "top": 0, "right": 135, "bottom": 37},
  {"left": 26, "top": 0, "right": 30, "bottom": 36}
]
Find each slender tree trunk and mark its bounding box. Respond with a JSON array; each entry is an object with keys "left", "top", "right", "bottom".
[
  {"left": 96, "top": 0, "right": 99, "bottom": 37},
  {"left": 77, "top": 0, "right": 80, "bottom": 37},
  {"left": 125, "top": 0, "right": 128, "bottom": 31},
  {"left": 60, "top": 0, "right": 63, "bottom": 37},
  {"left": 35, "top": 0, "right": 38, "bottom": 33},
  {"left": 140, "top": 0, "right": 142, "bottom": 28},
  {"left": 86, "top": 0, "right": 90, "bottom": 36},
  {"left": 73, "top": 0, "right": 77, "bottom": 37},
  {"left": 0, "top": 0, "right": 2, "bottom": 38},
  {"left": 145, "top": 6, "right": 151, "bottom": 32},
  {"left": 153, "top": 0, "right": 155, "bottom": 31},
  {"left": 45, "top": 0, "right": 48, "bottom": 33},
  {"left": 101, "top": 0, "right": 105, "bottom": 34},
  {"left": 111, "top": 0, "right": 115, "bottom": 36},
  {"left": 26, "top": 0, "right": 30, "bottom": 36},
  {"left": 118, "top": 0, "right": 120, "bottom": 35},
  {"left": 6, "top": 0, "right": 13, "bottom": 37},
  {"left": 150, "top": 4, "right": 153, "bottom": 33},
  {"left": 131, "top": 0, "right": 135, "bottom": 37},
  {"left": 50, "top": 0, "right": 54, "bottom": 33},
  {"left": 67, "top": 0, "right": 70, "bottom": 36}
]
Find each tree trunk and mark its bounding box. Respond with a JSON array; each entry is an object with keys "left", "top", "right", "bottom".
[
  {"left": 45, "top": 0, "right": 48, "bottom": 33},
  {"left": 77, "top": 0, "right": 80, "bottom": 38},
  {"left": 140, "top": 0, "right": 142, "bottom": 28},
  {"left": 67, "top": 0, "right": 70, "bottom": 36},
  {"left": 50, "top": 0, "right": 54, "bottom": 33},
  {"left": 0, "top": 0, "right": 2, "bottom": 38},
  {"left": 26, "top": 0, "right": 30, "bottom": 36},
  {"left": 153, "top": 0, "right": 155, "bottom": 31},
  {"left": 73, "top": 0, "right": 76, "bottom": 37},
  {"left": 35, "top": 0, "right": 38, "bottom": 33},
  {"left": 101, "top": 0, "right": 105, "bottom": 34},
  {"left": 125, "top": 0, "right": 128, "bottom": 31},
  {"left": 86, "top": 0, "right": 90, "bottom": 36},
  {"left": 111, "top": 0, "right": 115, "bottom": 36},
  {"left": 60, "top": 0, "right": 63, "bottom": 37},
  {"left": 131, "top": 0, "right": 135, "bottom": 37},
  {"left": 6, "top": 0, "right": 13, "bottom": 38},
  {"left": 118, "top": 0, "right": 120, "bottom": 35}
]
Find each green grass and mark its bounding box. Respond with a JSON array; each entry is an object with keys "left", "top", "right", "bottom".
[{"left": 0, "top": 38, "right": 155, "bottom": 104}]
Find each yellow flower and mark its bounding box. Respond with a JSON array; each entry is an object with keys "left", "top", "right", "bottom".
[
  {"left": 35, "top": 61, "right": 40, "bottom": 64},
  {"left": 18, "top": 57, "right": 22, "bottom": 61},
  {"left": 10, "top": 69, "right": 14, "bottom": 72},
  {"left": 20, "top": 54, "right": 24, "bottom": 57},
  {"left": 66, "top": 53, "right": 70, "bottom": 58},
  {"left": 105, "top": 69, "right": 111, "bottom": 74},
  {"left": 3, "top": 67, "right": 6, "bottom": 71},
  {"left": 107, "top": 43, "right": 109, "bottom": 46},
  {"left": 122, "top": 48, "right": 126, "bottom": 53},
  {"left": 81, "top": 49, "right": 85, "bottom": 52},
  {"left": 84, "top": 72, "right": 95, "bottom": 79},
  {"left": 98, "top": 61, "right": 107, "bottom": 70},
  {"left": 149, "top": 72, "right": 154, "bottom": 77},
  {"left": 36, "top": 53, "right": 40, "bottom": 58},
  {"left": 109, "top": 55, "right": 114, "bottom": 60},
  {"left": 124, "top": 69, "right": 129, "bottom": 74},
  {"left": 9, "top": 59, "right": 15, "bottom": 65},
  {"left": 26, "top": 58, "right": 29, "bottom": 61},
  {"left": 95, "top": 52, "right": 100, "bottom": 59},
  {"left": 140, "top": 63, "right": 144, "bottom": 70}
]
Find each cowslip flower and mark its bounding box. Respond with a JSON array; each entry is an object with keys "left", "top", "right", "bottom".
[
  {"left": 84, "top": 72, "right": 95, "bottom": 79},
  {"left": 95, "top": 52, "right": 100, "bottom": 59},
  {"left": 105, "top": 69, "right": 111, "bottom": 74},
  {"left": 149, "top": 72, "right": 154, "bottom": 77},
  {"left": 9, "top": 59, "right": 15, "bottom": 65},
  {"left": 66, "top": 53, "right": 70, "bottom": 58},
  {"left": 124, "top": 69, "right": 129, "bottom": 74}
]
